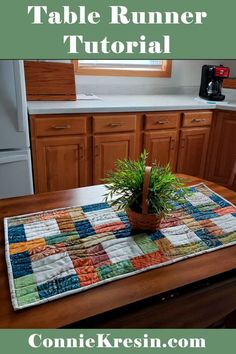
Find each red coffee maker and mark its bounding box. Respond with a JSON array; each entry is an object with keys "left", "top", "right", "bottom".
[{"left": 199, "top": 65, "right": 230, "bottom": 101}]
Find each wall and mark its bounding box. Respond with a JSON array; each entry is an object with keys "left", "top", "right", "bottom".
[
  {"left": 75, "top": 60, "right": 222, "bottom": 95},
  {"left": 39, "top": 59, "right": 236, "bottom": 95}
]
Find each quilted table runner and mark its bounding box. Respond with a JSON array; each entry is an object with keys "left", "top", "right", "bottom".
[{"left": 4, "top": 183, "right": 236, "bottom": 310}]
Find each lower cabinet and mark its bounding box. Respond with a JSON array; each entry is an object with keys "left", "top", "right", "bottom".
[
  {"left": 31, "top": 109, "right": 233, "bottom": 193},
  {"left": 206, "top": 111, "right": 236, "bottom": 188},
  {"left": 144, "top": 130, "right": 178, "bottom": 170},
  {"left": 93, "top": 133, "right": 136, "bottom": 184},
  {"left": 177, "top": 128, "right": 210, "bottom": 178},
  {"left": 34, "top": 136, "right": 87, "bottom": 193}
]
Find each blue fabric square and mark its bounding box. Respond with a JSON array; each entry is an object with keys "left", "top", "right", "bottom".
[
  {"left": 75, "top": 220, "right": 94, "bottom": 238},
  {"left": 113, "top": 213, "right": 131, "bottom": 238},
  {"left": 10, "top": 251, "right": 33, "bottom": 278},
  {"left": 209, "top": 194, "right": 230, "bottom": 208},
  {"left": 195, "top": 229, "right": 222, "bottom": 248},
  {"left": 114, "top": 225, "right": 131, "bottom": 238},
  {"left": 149, "top": 230, "right": 166, "bottom": 241},
  {"left": 8, "top": 224, "right": 26, "bottom": 244},
  {"left": 82, "top": 202, "right": 110, "bottom": 213},
  {"left": 38, "top": 274, "right": 80, "bottom": 299},
  {"left": 188, "top": 186, "right": 197, "bottom": 193},
  {"left": 192, "top": 211, "right": 219, "bottom": 221}
]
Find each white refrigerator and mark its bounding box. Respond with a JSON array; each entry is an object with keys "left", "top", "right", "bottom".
[{"left": 0, "top": 60, "right": 34, "bottom": 199}]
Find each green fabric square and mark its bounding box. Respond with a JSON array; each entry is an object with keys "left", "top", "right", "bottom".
[
  {"left": 14, "top": 274, "right": 40, "bottom": 307},
  {"left": 112, "top": 260, "right": 135, "bottom": 276},
  {"left": 97, "top": 260, "right": 135, "bottom": 280},
  {"left": 97, "top": 265, "right": 114, "bottom": 280},
  {"left": 133, "top": 233, "right": 159, "bottom": 254},
  {"left": 46, "top": 231, "right": 79, "bottom": 245},
  {"left": 197, "top": 202, "right": 217, "bottom": 212},
  {"left": 16, "top": 291, "right": 41, "bottom": 307}
]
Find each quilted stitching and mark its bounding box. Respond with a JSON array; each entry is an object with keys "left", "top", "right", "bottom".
[{"left": 4, "top": 183, "right": 236, "bottom": 310}]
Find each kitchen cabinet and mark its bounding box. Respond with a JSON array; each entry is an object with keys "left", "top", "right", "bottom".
[
  {"left": 92, "top": 114, "right": 138, "bottom": 184},
  {"left": 30, "top": 115, "right": 88, "bottom": 193},
  {"left": 33, "top": 136, "right": 87, "bottom": 193},
  {"left": 93, "top": 133, "right": 136, "bottom": 184},
  {"left": 30, "top": 110, "right": 216, "bottom": 192},
  {"left": 144, "top": 130, "right": 178, "bottom": 170},
  {"left": 143, "top": 112, "right": 180, "bottom": 170},
  {"left": 206, "top": 111, "right": 236, "bottom": 189},
  {"left": 176, "top": 111, "right": 212, "bottom": 178},
  {"left": 177, "top": 128, "right": 210, "bottom": 178}
]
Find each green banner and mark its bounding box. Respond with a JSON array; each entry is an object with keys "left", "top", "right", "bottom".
[
  {"left": 0, "top": 0, "right": 236, "bottom": 59},
  {"left": 0, "top": 329, "right": 236, "bottom": 353}
]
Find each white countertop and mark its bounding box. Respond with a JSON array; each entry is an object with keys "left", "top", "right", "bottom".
[{"left": 27, "top": 94, "right": 236, "bottom": 115}]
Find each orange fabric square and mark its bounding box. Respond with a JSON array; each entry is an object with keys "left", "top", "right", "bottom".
[
  {"left": 214, "top": 206, "right": 236, "bottom": 216},
  {"left": 131, "top": 251, "right": 167, "bottom": 270}
]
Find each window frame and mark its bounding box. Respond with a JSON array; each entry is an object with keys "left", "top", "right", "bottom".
[{"left": 72, "top": 60, "right": 172, "bottom": 78}]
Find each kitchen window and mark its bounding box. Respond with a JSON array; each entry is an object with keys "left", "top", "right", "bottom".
[{"left": 72, "top": 60, "right": 172, "bottom": 77}]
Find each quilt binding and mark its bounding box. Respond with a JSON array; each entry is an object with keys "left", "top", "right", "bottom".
[{"left": 4, "top": 183, "right": 236, "bottom": 310}]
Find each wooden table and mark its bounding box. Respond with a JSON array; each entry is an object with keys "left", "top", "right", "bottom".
[{"left": 0, "top": 175, "right": 236, "bottom": 328}]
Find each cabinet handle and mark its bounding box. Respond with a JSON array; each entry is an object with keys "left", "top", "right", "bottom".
[
  {"left": 191, "top": 118, "right": 206, "bottom": 123},
  {"left": 51, "top": 124, "right": 71, "bottom": 129},
  {"left": 155, "top": 120, "right": 169, "bottom": 125},
  {"left": 108, "top": 122, "right": 122, "bottom": 127},
  {"left": 95, "top": 145, "right": 100, "bottom": 157}
]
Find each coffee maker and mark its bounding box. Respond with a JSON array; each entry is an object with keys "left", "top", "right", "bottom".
[{"left": 199, "top": 65, "right": 230, "bottom": 101}]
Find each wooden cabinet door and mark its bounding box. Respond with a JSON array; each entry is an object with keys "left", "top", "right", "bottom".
[
  {"left": 177, "top": 128, "right": 210, "bottom": 177},
  {"left": 34, "top": 136, "right": 87, "bottom": 193},
  {"left": 144, "top": 130, "right": 178, "bottom": 170},
  {"left": 93, "top": 133, "right": 136, "bottom": 184},
  {"left": 206, "top": 111, "right": 236, "bottom": 187}
]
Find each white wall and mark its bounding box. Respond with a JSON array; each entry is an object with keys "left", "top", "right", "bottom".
[
  {"left": 38, "top": 59, "right": 236, "bottom": 95},
  {"left": 75, "top": 60, "right": 223, "bottom": 95}
]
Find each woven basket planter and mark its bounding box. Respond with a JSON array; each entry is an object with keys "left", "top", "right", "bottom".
[{"left": 127, "top": 166, "right": 163, "bottom": 232}]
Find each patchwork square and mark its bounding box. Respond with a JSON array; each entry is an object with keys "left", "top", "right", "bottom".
[
  {"left": 210, "top": 214, "right": 236, "bottom": 233},
  {"left": 101, "top": 237, "right": 144, "bottom": 263},
  {"left": 10, "top": 251, "right": 33, "bottom": 279},
  {"left": 133, "top": 233, "right": 159, "bottom": 254},
  {"left": 8, "top": 224, "right": 26, "bottom": 244},
  {"left": 87, "top": 244, "right": 111, "bottom": 266},
  {"left": 186, "top": 192, "right": 216, "bottom": 207},
  {"left": 74, "top": 219, "right": 94, "bottom": 238},
  {"left": 97, "top": 260, "right": 135, "bottom": 280},
  {"left": 31, "top": 252, "right": 76, "bottom": 285},
  {"left": 37, "top": 274, "right": 80, "bottom": 299},
  {"left": 85, "top": 208, "right": 124, "bottom": 233},
  {"left": 161, "top": 224, "right": 201, "bottom": 246},
  {"left": 4, "top": 183, "right": 236, "bottom": 310},
  {"left": 24, "top": 219, "right": 60, "bottom": 240}
]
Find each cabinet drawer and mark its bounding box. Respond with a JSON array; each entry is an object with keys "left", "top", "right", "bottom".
[
  {"left": 182, "top": 111, "right": 212, "bottom": 127},
  {"left": 33, "top": 116, "right": 87, "bottom": 137},
  {"left": 145, "top": 113, "right": 180, "bottom": 130},
  {"left": 93, "top": 114, "right": 137, "bottom": 133}
]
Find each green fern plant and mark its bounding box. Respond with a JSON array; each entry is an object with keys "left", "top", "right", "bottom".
[{"left": 104, "top": 151, "right": 189, "bottom": 216}]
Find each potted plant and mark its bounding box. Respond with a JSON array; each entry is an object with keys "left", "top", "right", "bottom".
[{"left": 104, "top": 151, "right": 188, "bottom": 232}]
